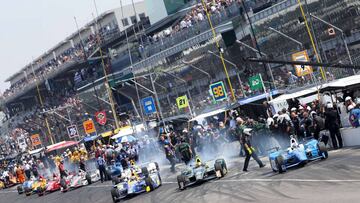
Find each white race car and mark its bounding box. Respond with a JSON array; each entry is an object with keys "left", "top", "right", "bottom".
[{"left": 60, "top": 170, "right": 100, "bottom": 192}]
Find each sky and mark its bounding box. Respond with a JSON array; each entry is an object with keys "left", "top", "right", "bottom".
[{"left": 0, "top": 0, "right": 142, "bottom": 92}]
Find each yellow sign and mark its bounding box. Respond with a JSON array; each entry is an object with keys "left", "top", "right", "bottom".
[
  {"left": 292, "top": 50, "right": 313, "bottom": 77},
  {"left": 176, "top": 95, "right": 189, "bottom": 109},
  {"left": 83, "top": 120, "right": 96, "bottom": 134},
  {"left": 31, "top": 134, "right": 42, "bottom": 146}
]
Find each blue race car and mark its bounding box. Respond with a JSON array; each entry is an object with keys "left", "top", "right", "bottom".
[
  {"left": 269, "top": 137, "right": 328, "bottom": 173},
  {"left": 110, "top": 162, "right": 161, "bottom": 203},
  {"left": 17, "top": 179, "right": 34, "bottom": 195}
]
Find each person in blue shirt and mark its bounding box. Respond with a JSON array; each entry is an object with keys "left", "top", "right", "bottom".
[
  {"left": 96, "top": 156, "right": 106, "bottom": 183},
  {"left": 348, "top": 105, "right": 360, "bottom": 128}
]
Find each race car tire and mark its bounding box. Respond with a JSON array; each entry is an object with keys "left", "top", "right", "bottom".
[
  {"left": 154, "top": 162, "right": 160, "bottom": 171},
  {"left": 141, "top": 167, "right": 149, "bottom": 178},
  {"left": 111, "top": 188, "right": 120, "bottom": 203},
  {"left": 270, "top": 158, "right": 277, "bottom": 172},
  {"left": 37, "top": 187, "right": 45, "bottom": 196},
  {"left": 106, "top": 170, "right": 112, "bottom": 180},
  {"left": 17, "top": 185, "right": 23, "bottom": 194},
  {"left": 60, "top": 179, "right": 67, "bottom": 192},
  {"left": 112, "top": 176, "right": 121, "bottom": 185},
  {"left": 317, "top": 142, "right": 328, "bottom": 159},
  {"left": 157, "top": 173, "right": 162, "bottom": 186},
  {"left": 24, "top": 188, "right": 31, "bottom": 196},
  {"left": 275, "top": 156, "right": 286, "bottom": 173},
  {"left": 214, "top": 159, "right": 227, "bottom": 177},
  {"left": 299, "top": 160, "right": 308, "bottom": 167},
  {"left": 145, "top": 177, "right": 154, "bottom": 191},
  {"left": 86, "top": 173, "right": 92, "bottom": 185},
  {"left": 177, "top": 175, "right": 186, "bottom": 190}
]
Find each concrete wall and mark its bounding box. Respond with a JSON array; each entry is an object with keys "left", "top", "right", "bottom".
[
  {"left": 144, "top": 0, "right": 168, "bottom": 25},
  {"left": 113, "top": 1, "right": 147, "bottom": 31}
]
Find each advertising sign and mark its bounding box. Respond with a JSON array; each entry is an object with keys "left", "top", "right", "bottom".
[
  {"left": 210, "top": 81, "right": 227, "bottom": 101},
  {"left": 292, "top": 50, "right": 313, "bottom": 77}
]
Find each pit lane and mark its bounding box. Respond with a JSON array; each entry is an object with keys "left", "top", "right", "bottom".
[{"left": 1, "top": 147, "right": 359, "bottom": 203}]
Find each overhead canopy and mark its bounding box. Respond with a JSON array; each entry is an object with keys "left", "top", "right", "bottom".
[
  {"left": 82, "top": 135, "right": 99, "bottom": 142},
  {"left": 190, "top": 108, "right": 227, "bottom": 122},
  {"left": 238, "top": 90, "right": 280, "bottom": 105},
  {"left": 28, "top": 148, "right": 44, "bottom": 155},
  {"left": 100, "top": 131, "right": 113, "bottom": 138},
  {"left": 114, "top": 135, "right": 137, "bottom": 143},
  {"left": 111, "top": 124, "right": 144, "bottom": 140},
  {"left": 269, "top": 86, "right": 321, "bottom": 104},
  {"left": 45, "top": 141, "right": 78, "bottom": 153},
  {"left": 321, "top": 74, "right": 360, "bottom": 91},
  {"left": 270, "top": 75, "right": 360, "bottom": 104}
]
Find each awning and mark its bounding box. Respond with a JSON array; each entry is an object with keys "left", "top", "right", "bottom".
[
  {"left": 115, "top": 135, "right": 137, "bottom": 143},
  {"left": 238, "top": 90, "right": 279, "bottom": 105},
  {"left": 45, "top": 141, "right": 78, "bottom": 153},
  {"left": 321, "top": 74, "right": 360, "bottom": 91},
  {"left": 82, "top": 135, "right": 99, "bottom": 142},
  {"left": 111, "top": 126, "right": 136, "bottom": 140},
  {"left": 190, "top": 108, "right": 227, "bottom": 122},
  {"left": 269, "top": 87, "right": 321, "bottom": 104},
  {"left": 100, "top": 131, "right": 114, "bottom": 138},
  {"left": 28, "top": 148, "right": 44, "bottom": 155}
]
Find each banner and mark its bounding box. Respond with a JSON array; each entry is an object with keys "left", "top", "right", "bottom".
[
  {"left": 83, "top": 120, "right": 96, "bottom": 134},
  {"left": 210, "top": 81, "right": 227, "bottom": 101},
  {"left": 67, "top": 125, "right": 79, "bottom": 138},
  {"left": 142, "top": 96, "right": 156, "bottom": 114},
  {"left": 30, "top": 134, "right": 42, "bottom": 147},
  {"left": 176, "top": 95, "right": 189, "bottom": 109},
  {"left": 249, "top": 74, "right": 264, "bottom": 91},
  {"left": 292, "top": 50, "right": 313, "bottom": 77},
  {"left": 95, "top": 111, "right": 107, "bottom": 125}
]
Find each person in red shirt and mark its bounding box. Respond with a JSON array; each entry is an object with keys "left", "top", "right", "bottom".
[{"left": 58, "top": 160, "right": 67, "bottom": 178}]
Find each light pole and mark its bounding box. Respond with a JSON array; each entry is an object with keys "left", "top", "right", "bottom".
[
  {"left": 200, "top": 0, "right": 236, "bottom": 101},
  {"left": 120, "top": 0, "right": 147, "bottom": 126},
  {"left": 310, "top": 13, "right": 356, "bottom": 75},
  {"left": 93, "top": 0, "right": 120, "bottom": 129},
  {"left": 268, "top": 26, "right": 319, "bottom": 85},
  {"left": 182, "top": 61, "right": 212, "bottom": 79},
  {"left": 268, "top": 27, "right": 304, "bottom": 50},
  {"left": 297, "top": 0, "right": 326, "bottom": 81}
]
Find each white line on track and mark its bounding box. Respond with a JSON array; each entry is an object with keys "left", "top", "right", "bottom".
[
  {"left": 218, "top": 179, "right": 360, "bottom": 183},
  {"left": 163, "top": 178, "right": 360, "bottom": 184},
  {"left": 0, "top": 190, "right": 17, "bottom": 194}
]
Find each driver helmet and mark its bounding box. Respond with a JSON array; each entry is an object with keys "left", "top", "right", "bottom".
[
  {"left": 243, "top": 128, "right": 252, "bottom": 136},
  {"left": 326, "top": 102, "right": 334, "bottom": 109}
]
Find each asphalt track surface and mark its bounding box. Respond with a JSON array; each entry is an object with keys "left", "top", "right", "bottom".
[{"left": 1, "top": 147, "right": 360, "bottom": 203}]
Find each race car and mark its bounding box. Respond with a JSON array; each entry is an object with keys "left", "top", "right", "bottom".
[
  {"left": 60, "top": 170, "right": 100, "bottom": 192},
  {"left": 0, "top": 172, "right": 18, "bottom": 189},
  {"left": 36, "top": 175, "right": 62, "bottom": 196},
  {"left": 18, "top": 179, "right": 35, "bottom": 196},
  {"left": 110, "top": 162, "right": 161, "bottom": 203},
  {"left": 269, "top": 137, "right": 328, "bottom": 173},
  {"left": 32, "top": 178, "right": 47, "bottom": 195},
  {"left": 176, "top": 157, "right": 227, "bottom": 190}
]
